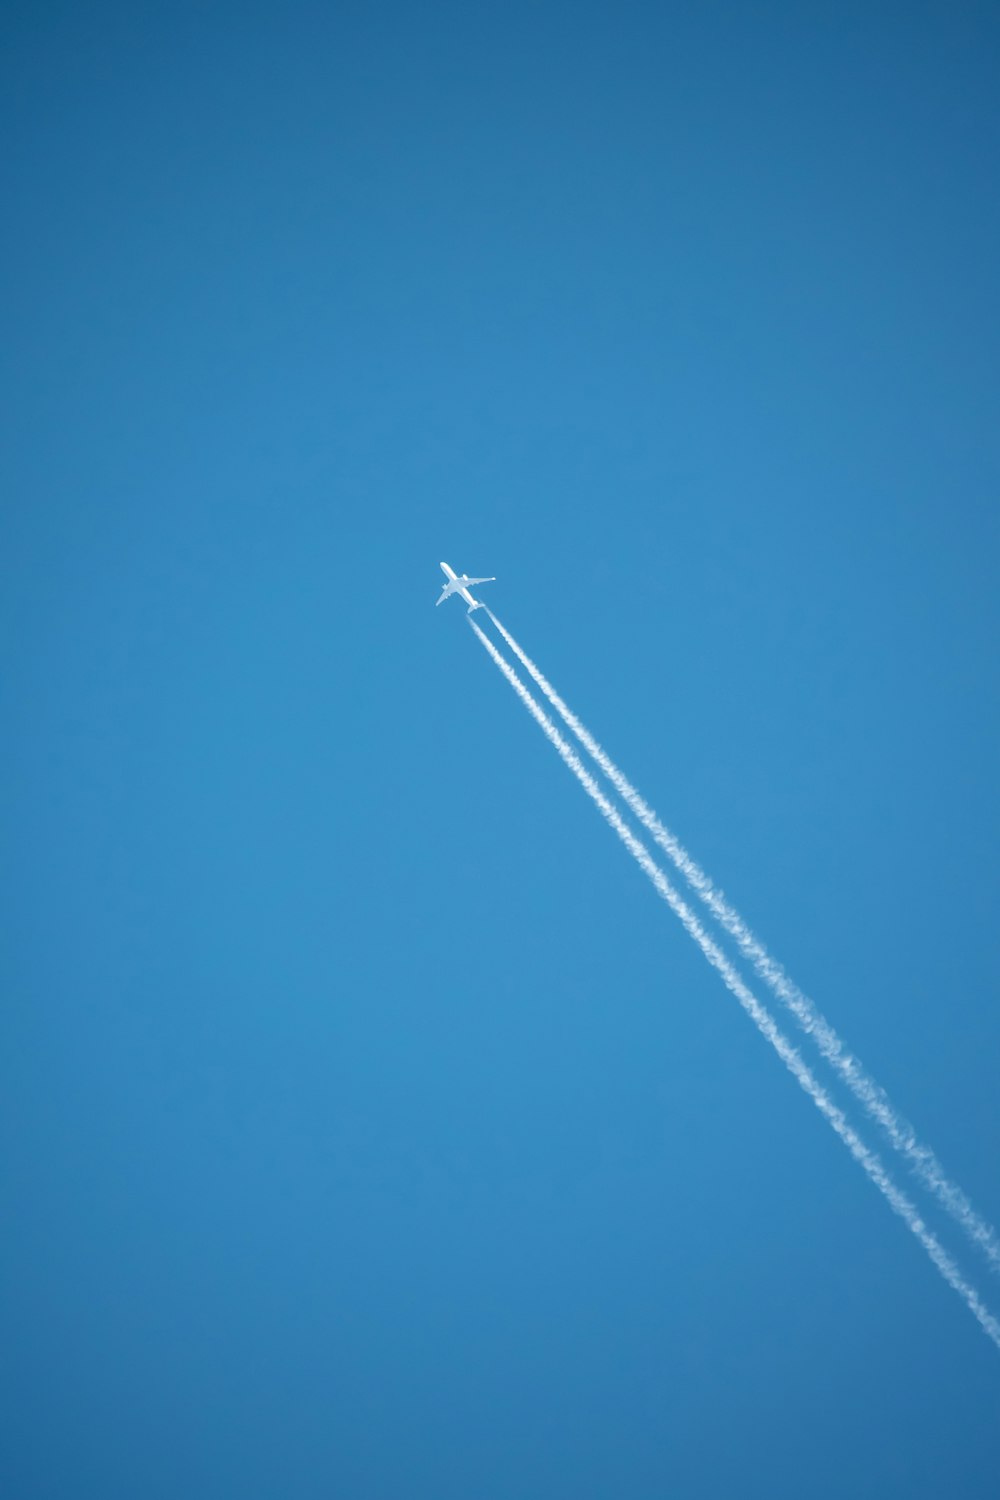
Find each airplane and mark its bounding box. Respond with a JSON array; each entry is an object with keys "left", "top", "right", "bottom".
[{"left": 435, "top": 561, "right": 495, "bottom": 613}]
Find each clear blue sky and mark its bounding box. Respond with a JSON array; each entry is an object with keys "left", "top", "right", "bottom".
[{"left": 3, "top": 3, "right": 999, "bottom": 1495}]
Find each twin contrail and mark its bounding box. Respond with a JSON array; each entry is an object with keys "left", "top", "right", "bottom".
[
  {"left": 468, "top": 615, "right": 1000, "bottom": 1353},
  {"left": 485, "top": 609, "right": 1000, "bottom": 1281}
]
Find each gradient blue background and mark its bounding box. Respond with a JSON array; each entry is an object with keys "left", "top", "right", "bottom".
[{"left": 3, "top": 3, "right": 999, "bottom": 1495}]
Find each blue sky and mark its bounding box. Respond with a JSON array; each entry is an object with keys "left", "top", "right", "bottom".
[{"left": 3, "top": 3, "right": 999, "bottom": 1495}]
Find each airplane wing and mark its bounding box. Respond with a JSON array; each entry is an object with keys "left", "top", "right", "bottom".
[{"left": 435, "top": 565, "right": 494, "bottom": 608}]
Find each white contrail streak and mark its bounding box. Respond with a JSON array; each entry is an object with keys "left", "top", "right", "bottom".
[
  {"left": 469, "top": 617, "right": 1000, "bottom": 1353},
  {"left": 484, "top": 608, "right": 1000, "bottom": 1278}
]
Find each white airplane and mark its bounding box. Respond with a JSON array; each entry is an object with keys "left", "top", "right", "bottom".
[{"left": 435, "top": 561, "right": 495, "bottom": 613}]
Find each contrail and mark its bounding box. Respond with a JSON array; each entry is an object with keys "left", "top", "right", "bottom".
[
  {"left": 484, "top": 608, "right": 1000, "bottom": 1278},
  {"left": 469, "top": 617, "right": 1000, "bottom": 1353}
]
